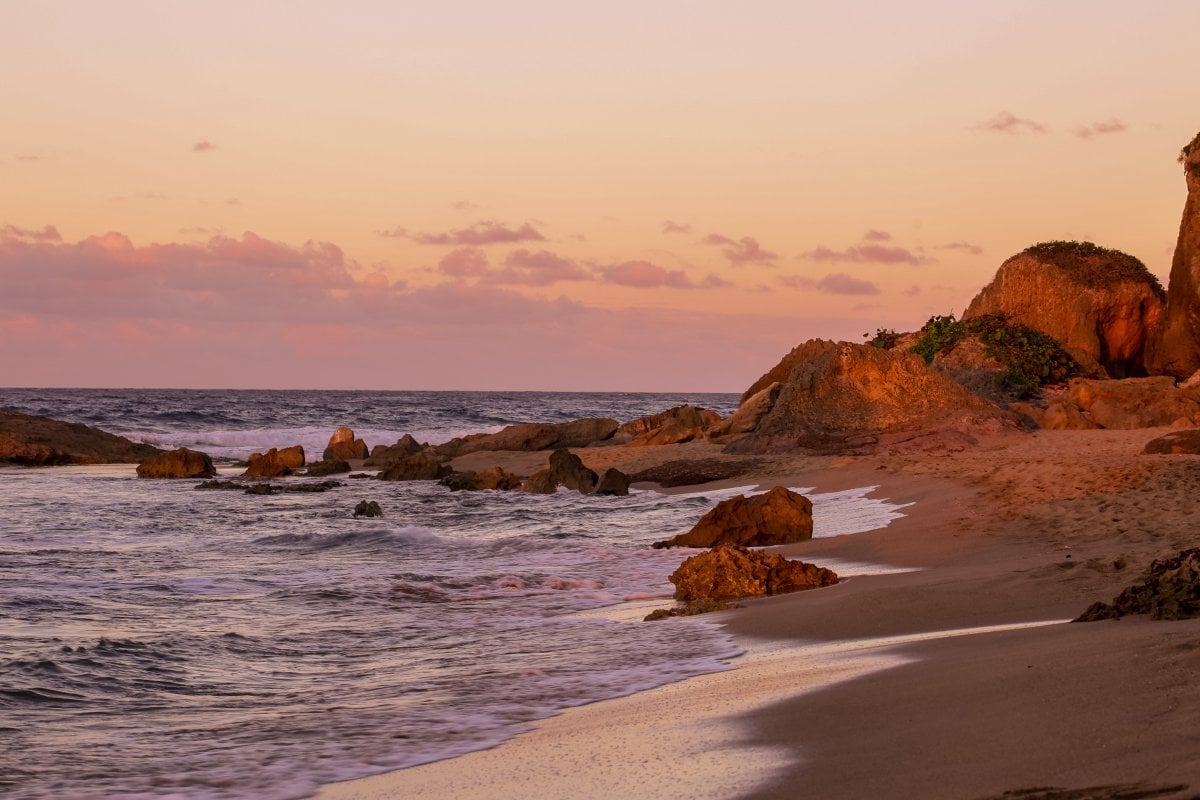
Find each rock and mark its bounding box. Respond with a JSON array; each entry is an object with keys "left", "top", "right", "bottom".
[
  {"left": 439, "top": 466, "right": 523, "bottom": 491},
  {"left": 1142, "top": 430, "right": 1200, "bottom": 454},
  {"left": 283, "top": 480, "right": 343, "bottom": 493},
  {"left": 1146, "top": 133, "right": 1200, "bottom": 378},
  {"left": 520, "top": 449, "right": 598, "bottom": 494},
  {"left": 323, "top": 427, "right": 369, "bottom": 461},
  {"left": 964, "top": 241, "right": 1165, "bottom": 378},
  {"left": 613, "top": 405, "right": 722, "bottom": 446},
  {"left": 594, "top": 468, "right": 631, "bottom": 496},
  {"left": 1074, "top": 548, "right": 1200, "bottom": 621},
  {"left": 377, "top": 451, "right": 452, "bottom": 481},
  {"left": 245, "top": 483, "right": 274, "bottom": 495},
  {"left": 726, "top": 341, "right": 1014, "bottom": 455},
  {"left": 740, "top": 339, "right": 839, "bottom": 403},
  {"left": 653, "top": 486, "right": 813, "bottom": 548},
  {"left": 0, "top": 411, "right": 161, "bottom": 466},
  {"left": 242, "top": 446, "right": 305, "bottom": 478},
  {"left": 304, "top": 459, "right": 352, "bottom": 477},
  {"left": 629, "top": 458, "right": 764, "bottom": 488},
  {"left": 710, "top": 383, "right": 782, "bottom": 438},
  {"left": 433, "top": 418, "right": 618, "bottom": 458},
  {"left": 365, "top": 434, "right": 426, "bottom": 466},
  {"left": 136, "top": 447, "right": 216, "bottom": 479},
  {"left": 195, "top": 479, "right": 244, "bottom": 490},
  {"left": 1030, "top": 377, "right": 1200, "bottom": 430},
  {"left": 353, "top": 500, "right": 383, "bottom": 518},
  {"left": 669, "top": 545, "right": 838, "bottom": 602}
]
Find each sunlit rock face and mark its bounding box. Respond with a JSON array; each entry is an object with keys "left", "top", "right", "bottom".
[{"left": 1147, "top": 132, "right": 1200, "bottom": 379}]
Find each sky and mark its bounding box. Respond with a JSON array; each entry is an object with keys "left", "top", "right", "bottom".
[{"left": 2, "top": 1, "right": 1198, "bottom": 391}]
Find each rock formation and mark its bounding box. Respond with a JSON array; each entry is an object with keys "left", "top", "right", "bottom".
[
  {"left": 136, "top": 448, "right": 216, "bottom": 479},
  {"left": 0, "top": 411, "right": 161, "bottom": 466},
  {"left": 1141, "top": 430, "right": 1200, "bottom": 454},
  {"left": 964, "top": 241, "right": 1165, "bottom": 377},
  {"left": 710, "top": 383, "right": 782, "bottom": 438},
  {"left": 304, "top": 459, "right": 352, "bottom": 477},
  {"left": 365, "top": 434, "right": 426, "bottom": 466},
  {"left": 1019, "top": 377, "right": 1200, "bottom": 430},
  {"left": 594, "top": 468, "right": 631, "bottom": 496},
  {"left": 434, "top": 418, "right": 618, "bottom": 458},
  {"left": 628, "top": 458, "right": 764, "bottom": 488},
  {"left": 1146, "top": 132, "right": 1200, "bottom": 378},
  {"left": 242, "top": 446, "right": 306, "bottom": 478},
  {"left": 1074, "top": 548, "right": 1200, "bottom": 621},
  {"left": 653, "top": 486, "right": 813, "bottom": 548},
  {"left": 323, "top": 427, "right": 369, "bottom": 461},
  {"left": 669, "top": 545, "right": 838, "bottom": 602},
  {"left": 353, "top": 500, "right": 383, "bottom": 518},
  {"left": 521, "top": 449, "right": 598, "bottom": 494},
  {"left": 740, "top": 339, "right": 838, "bottom": 403},
  {"left": 439, "top": 466, "right": 524, "bottom": 491},
  {"left": 377, "top": 451, "right": 451, "bottom": 481},
  {"left": 726, "top": 342, "right": 1014, "bottom": 454},
  {"left": 612, "top": 405, "right": 722, "bottom": 446}
]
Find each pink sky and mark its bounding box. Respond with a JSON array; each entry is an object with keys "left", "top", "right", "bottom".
[{"left": 2, "top": 1, "right": 1198, "bottom": 390}]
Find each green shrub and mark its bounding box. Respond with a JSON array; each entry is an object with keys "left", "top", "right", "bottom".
[{"left": 863, "top": 327, "right": 900, "bottom": 349}]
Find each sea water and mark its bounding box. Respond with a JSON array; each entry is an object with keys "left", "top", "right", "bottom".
[{"left": 0, "top": 390, "right": 908, "bottom": 799}]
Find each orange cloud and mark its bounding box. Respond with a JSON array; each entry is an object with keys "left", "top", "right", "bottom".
[
  {"left": 0, "top": 223, "right": 61, "bottom": 242},
  {"left": 700, "top": 233, "right": 778, "bottom": 266},
  {"left": 1071, "top": 118, "right": 1128, "bottom": 139},
  {"left": 779, "top": 273, "right": 881, "bottom": 295},
  {"left": 974, "top": 111, "right": 1048, "bottom": 135},
  {"left": 192, "top": 140, "right": 218, "bottom": 152},
  {"left": 380, "top": 220, "right": 546, "bottom": 246},
  {"left": 662, "top": 220, "right": 691, "bottom": 234},
  {"left": 935, "top": 241, "right": 984, "bottom": 256},
  {"left": 800, "top": 244, "right": 931, "bottom": 265}
]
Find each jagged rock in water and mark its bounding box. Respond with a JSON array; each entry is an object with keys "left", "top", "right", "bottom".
[
  {"left": 0, "top": 411, "right": 161, "bottom": 466},
  {"left": 964, "top": 241, "right": 1164, "bottom": 378},
  {"left": 594, "top": 468, "right": 631, "bottom": 496},
  {"left": 612, "top": 405, "right": 722, "bottom": 446},
  {"left": 304, "top": 459, "right": 352, "bottom": 477},
  {"left": 377, "top": 451, "right": 452, "bottom": 482},
  {"left": 353, "top": 500, "right": 383, "bottom": 518},
  {"left": 1146, "top": 132, "right": 1200, "bottom": 378},
  {"left": 242, "top": 446, "right": 305, "bottom": 479},
  {"left": 365, "top": 434, "right": 426, "bottom": 467},
  {"left": 136, "top": 448, "right": 216, "bottom": 479},
  {"left": 520, "top": 449, "right": 598, "bottom": 495},
  {"left": 433, "top": 418, "right": 618, "bottom": 458},
  {"left": 669, "top": 545, "right": 838, "bottom": 602},
  {"left": 323, "top": 427, "right": 369, "bottom": 461},
  {"left": 1074, "top": 548, "right": 1200, "bottom": 621},
  {"left": 654, "top": 486, "right": 813, "bottom": 548},
  {"left": 439, "top": 466, "right": 523, "bottom": 492}
]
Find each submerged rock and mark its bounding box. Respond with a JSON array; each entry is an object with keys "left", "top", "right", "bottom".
[
  {"left": 136, "top": 448, "right": 216, "bottom": 479},
  {"left": 669, "top": 545, "right": 838, "bottom": 602},
  {"left": 323, "top": 427, "right": 369, "bottom": 461},
  {"left": 1074, "top": 548, "right": 1200, "bottom": 621},
  {"left": 653, "top": 486, "right": 814, "bottom": 549},
  {"left": 0, "top": 411, "right": 161, "bottom": 466},
  {"left": 353, "top": 500, "right": 383, "bottom": 518},
  {"left": 521, "top": 449, "right": 598, "bottom": 494},
  {"left": 243, "top": 446, "right": 305, "bottom": 479}
]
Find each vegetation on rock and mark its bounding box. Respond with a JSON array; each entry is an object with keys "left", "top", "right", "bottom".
[
  {"left": 864, "top": 328, "right": 901, "bottom": 349},
  {"left": 1018, "top": 241, "right": 1163, "bottom": 293}
]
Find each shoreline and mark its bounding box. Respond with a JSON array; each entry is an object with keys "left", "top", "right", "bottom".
[{"left": 315, "top": 429, "right": 1200, "bottom": 800}]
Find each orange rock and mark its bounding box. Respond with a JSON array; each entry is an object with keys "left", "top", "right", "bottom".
[
  {"left": 136, "top": 447, "right": 216, "bottom": 479},
  {"left": 323, "top": 427, "right": 369, "bottom": 461},
  {"left": 669, "top": 545, "right": 837, "bottom": 602},
  {"left": 1147, "top": 132, "right": 1200, "bottom": 378},
  {"left": 243, "top": 445, "right": 305, "bottom": 478},
  {"left": 654, "top": 486, "right": 813, "bottom": 548},
  {"left": 615, "top": 405, "right": 722, "bottom": 446}
]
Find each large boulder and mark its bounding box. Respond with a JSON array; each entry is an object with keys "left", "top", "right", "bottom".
[
  {"left": 136, "top": 448, "right": 216, "bottom": 479},
  {"left": 964, "top": 241, "right": 1164, "bottom": 378},
  {"left": 669, "top": 545, "right": 838, "bottom": 602},
  {"left": 521, "top": 449, "right": 598, "bottom": 494},
  {"left": 1075, "top": 548, "right": 1200, "bottom": 621},
  {"left": 377, "top": 451, "right": 451, "bottom": 481},
  {"left": 613, "top": 405, "right": 722, "bottom": 446},
  {"left": 726, "top": 342, "right": 1014, "bottom": 454},
  {"left": 1024, "top": 377, "right": 1200, "bottom": 430},
  {"left": 1146, "top": 133, "right": 1200, "bottom": 378},
  {"left": 366, "top": 434, "right": 426, "bottom": 466},
  {"left": 710, "top": 383, "right": 782, "bottom": 438},
  {"left": 0, "top": 411, "right": 161, "bottom": 466},
  {"left": 242, "top": 446, "right": 305, "bottom": 478},
  {"left": 653, "top": 486, "right": 813, "bottom": 548},
  {"left": 323, "top": 427, "right": 369, "bottom": 461},
  {"left": 434, "top": 418, "right": 618, "bottom": 458}
]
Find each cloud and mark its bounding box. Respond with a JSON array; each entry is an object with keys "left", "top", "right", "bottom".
[
  {"left": 934, "top": 241, "right": 984, "bottom": 256},
  {"left": 1071, "top": 118, "right": 1128, "bottom": 139},
  {"left": 179, "top": 226, "right": 224, "bottom": 236},
  {"left": 800, "top": 244, "right": 931, "bottom": 265},
  {"left": 134, "top": 192, "right": 167, "bottom": 200},
  {"left": 662, "top": 220, "right": 691, "bottom": 234},
  {"left": 778, "top": 272, "right": 880, "bottom": 295},
  {"left": 598, "top": 260, "right": 696, "bottom": 289},
  {"left": 488, "top": 249, "right": 591, "bottom": 286},
  {"left": 192, "top": 140, "right": 218, "bottom": 153},
  {"left": 451, "top": 200, "right": 481, "bottom": 211},
  {"left": 700, "top": 273, "right": 734, "bottom": 289},
  {"left": 0, "top": 224, "right": 61, "bottom": 242},
  {"left": 438, "top": 247, "right": 490, "bottom": 279},
  {"left": 904, "top": 285, "right": 922, "bottom": 296},
  {"left": 974, "top": 111, "right": 1048, "bottom": 135},
  {"left": 862, "top": 229, "right": 892, "bottom": 242},
  {"left": 380, "top": 220, "right": 547, "bottom": 246},
  {"left": 700, "top": 233, "right": 778, "bottom": 266}
]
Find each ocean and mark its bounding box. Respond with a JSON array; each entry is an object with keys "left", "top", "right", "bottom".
[{"left": 0, "top": 389, "right": 908, "bottom": 799}]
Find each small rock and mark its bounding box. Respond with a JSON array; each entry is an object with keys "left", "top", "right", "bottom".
[
  {"left": 521, "top": 449, "right": 598, "bottom": 495},
  {"left": 669, "top": 545, "right": 838, "bottom": 602},
  {"left": 323, "top": 427, "right": 369, "bottom": 461},
  {"left": 653, "top": 486, "right": 814, "bottom": 548},
  {"left": 594, "top": 468, "right": 630, "bottom": 496},
  {"left": 377, "top": 451, "right": 451, "bottom": 481},
  {"left": 354, "top": 500, "right": 383, "bottom": 518},
  {"left": 136, "top": 448, "right": 217, "bottom": 479},
  {"left": 243, "top": 446, "right": 305, "bottom": 479},
  {"left": 305, "top": 459, "right": 352, "bottom": 477}
]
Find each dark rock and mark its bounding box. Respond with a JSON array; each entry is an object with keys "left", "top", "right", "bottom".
[
  {"left": 377, "top": 451, "right": 452, "bottom": 481},
  {"left": 643, "top": 598, "right": 738, "bottom": 621},
  {"left": 1074, "top": 548, "right": 1200, "bottom": 621},
  {"left": 594, "top": 468, "right": 630, "bottom": 496},
  {"left": 629, "top": 458, "right": 764, "bottom": 488},
  {"left": 323, "top": 427, "right": 369, "bottom": 461},
  {"left": 653, "top": 486, "right": 814, "bottom": 548},
  {"left": 195, "top": 479, "right": 244, "bottom": 490},
  {"left": 669, "top": 545, "right": 838, "bottom": 602},
  {"left": 0, "top": 411, "right": 161, "bottom": 466},
  {"left": 136, "top": 448, "right": 216, "bottom": 479},
  {"left": 439, "top": 466, "right": 523, "bottom": 491},
  {"left": 283, "top": 480, "right": 342, "bottom": 493},
  {"left": 304, "top": 459, "right": 352, "bottom": 476},
  {"left": 613, "top": 405, "right": 722, "bottom": 446},
  {"left": 245, "top": 483, "right": 274, "bottom": 495},
  {"left": 433, "top": 418, "right": 618, "bottom": 458},
  {"left": 348, "top": 472, "right": 372, "bottom": 479},
  {"left": 353, "top": 500, "right": 383, "bottom": 518},
  {"left": 1142, "top": 430, "right": 1200, "bottom": 454},
  {"left": 365, "top": 434, "right": 426, "bottom": 466},
  {"left": 520, "top": 449, "right": 599, "bottom": 495},
  {"left": 243, "top": 446, "right": 305, "bottom": 479}
]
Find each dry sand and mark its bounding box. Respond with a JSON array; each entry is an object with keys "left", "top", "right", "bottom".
[{"left": 318, "top": 429, "right": 1200, "bottom": 800}]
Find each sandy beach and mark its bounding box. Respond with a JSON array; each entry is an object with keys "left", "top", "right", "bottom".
[{"left": 317, "top": 429, "right": 1200, "bottom": 800}]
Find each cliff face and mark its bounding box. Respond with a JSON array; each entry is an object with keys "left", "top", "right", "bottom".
[
  {"left": 963, "top": 242, "right": 1164, "bottom": 378},
  {"left": 1145, "top": 132, "right": 1200, "bottom": 378}
]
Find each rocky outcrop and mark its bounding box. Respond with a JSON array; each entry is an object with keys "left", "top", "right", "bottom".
[
  {"left": 727, "top": 342, "right": 1014, "bottom": 454},
  {"left": 521, "top": 449, "right": 598, "bottom": 494},
  {"left": 353, "top": 500, "right": 383, "bottom": 518},
  {"left": 365, "top": 434, "right": 426, "bottom": 466},
  {"left": 434, "top": 418, "right": 618, "bottom": 458},
  {"left": 377, "top": 451, "right": 451, "bottom": 481},
  {"left": 439, "top": 466, "right": 523, "bottom": 491},
  {"left": 1075, "top": 548, "right": 1200, "bottom": 621},
  {"left": 0, "top": 411, "right": 161, "bottom": 466},
  {"left": 136, "top": 448, "right": 216, "bottom": 479},
  {"left": 242, "top": 446, "right": 306, "bottom": 478},
  {"left": 669, "top": 545, "right": 838, "bottom": 602},
  {"left": 740, "top": 340, "right": 838, "bottom": 403},
  {"left": 1146, "top": 133, "right": 1200, "bottom": 378},
  {"left": 964, "top": 241, "right": 1165, "bottom": 378},
  {"left": 1142, "top": 430, "right": 1200, "bottom": 454},
  {"left": 613, "top": 405, "right": 722, "bottom": 446},
  {"left": 594, "top": 468, "right": 631, "bottom": 496},
  {"left": 710, "top": 383, "right": 782, "bottom": 438},
  {"left": 629, "top": 458, "right": 764, "bottom": 488},
  {"left": 304, "top": 459, "right": 351, "bottom": 477},
  {"left": 653, "top": 486, "right": 813, "bottom": 548},
  {"left": 1022, "top": 378, "right": 1200, "bottom": 430},
  {"left": 323, "top": 427, "right": 369, "bottom": 461}
]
